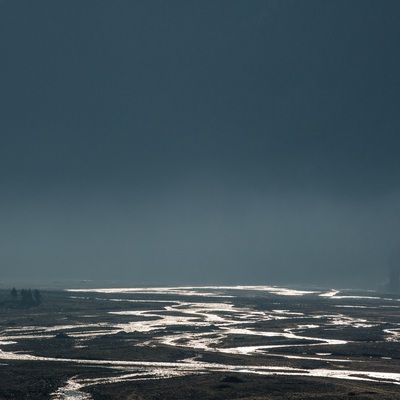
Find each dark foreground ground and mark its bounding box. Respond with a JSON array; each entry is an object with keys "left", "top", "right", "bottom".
[
  {"left": 1, "top": 361, "right": 400, "bottom": 400},
  {"left": 0, "top": 287, "right": 400, "bottom": 399}
]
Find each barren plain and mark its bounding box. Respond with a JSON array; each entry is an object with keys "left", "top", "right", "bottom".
[{"left": 1, "top": 285, "right": 400, "bottom": 399}]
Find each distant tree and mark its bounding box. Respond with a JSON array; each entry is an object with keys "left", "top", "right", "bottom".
[
  {"left": 11, "top": 287, "right": 18, "bottom": 300},
  {"left": 20, "top": 288, "right": 34, "bottom": 307},
  {"left": 33, "top": 289, "right": 42, "bottom": 305},
  {"left": 388, "top": 264, "right": 400, "bottom": 292},
  {"left": 387, "top": 249, "right": 400, "bottom": 293}
]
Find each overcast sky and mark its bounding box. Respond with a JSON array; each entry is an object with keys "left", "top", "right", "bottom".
[{"left": 1, "top": 0, "right": 400, "bottom": 288}]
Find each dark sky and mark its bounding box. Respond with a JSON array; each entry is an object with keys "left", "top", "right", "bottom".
[{"left": 1, "top": 0, "right": 400, "bottom": 288}]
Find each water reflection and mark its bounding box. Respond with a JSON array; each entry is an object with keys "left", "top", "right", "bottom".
[{"left": 51, "top": 377, "right": 91, "bottom": 400}]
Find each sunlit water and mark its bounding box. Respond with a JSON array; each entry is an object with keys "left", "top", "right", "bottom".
[{"left": 1, "top": 285, "right": 400, "bottom": 399}]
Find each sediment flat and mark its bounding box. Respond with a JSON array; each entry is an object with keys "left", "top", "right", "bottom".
[{"left": 1, "top": 286, "right": 400, "bottom": 399}]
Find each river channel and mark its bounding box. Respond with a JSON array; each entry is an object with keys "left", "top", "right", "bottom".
[{"left": 1, "top": 285, "right": 400, "bottom": 399}]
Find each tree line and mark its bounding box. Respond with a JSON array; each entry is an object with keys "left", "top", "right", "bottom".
[{"left": 10, "top": 287, "right": 42, "bottom": 307}]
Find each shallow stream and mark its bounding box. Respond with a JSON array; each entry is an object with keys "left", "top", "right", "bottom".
[{"left": 1, "top": 285, "right": 400, "bottom": 399}]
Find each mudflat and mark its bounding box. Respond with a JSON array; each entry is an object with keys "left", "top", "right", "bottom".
[{"left": 0, "top": 286, "right": 400, "bottom": 399}]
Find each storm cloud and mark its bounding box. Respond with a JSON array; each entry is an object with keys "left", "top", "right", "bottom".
[{"left": 1, "top": 0, "right": 400, "bottom": 288}]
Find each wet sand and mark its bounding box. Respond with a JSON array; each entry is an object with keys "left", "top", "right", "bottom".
[{"left": 0, "top": 286, "right": 400, "bottom": 399}]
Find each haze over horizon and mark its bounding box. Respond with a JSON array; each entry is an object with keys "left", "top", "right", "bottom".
[{"left": 1, "top": 0, "right": 400, "bottom": 289}]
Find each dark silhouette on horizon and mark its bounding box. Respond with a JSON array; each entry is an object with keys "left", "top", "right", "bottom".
[{"left": 383, "top": 249, "right": 400, "bottom": 293}]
